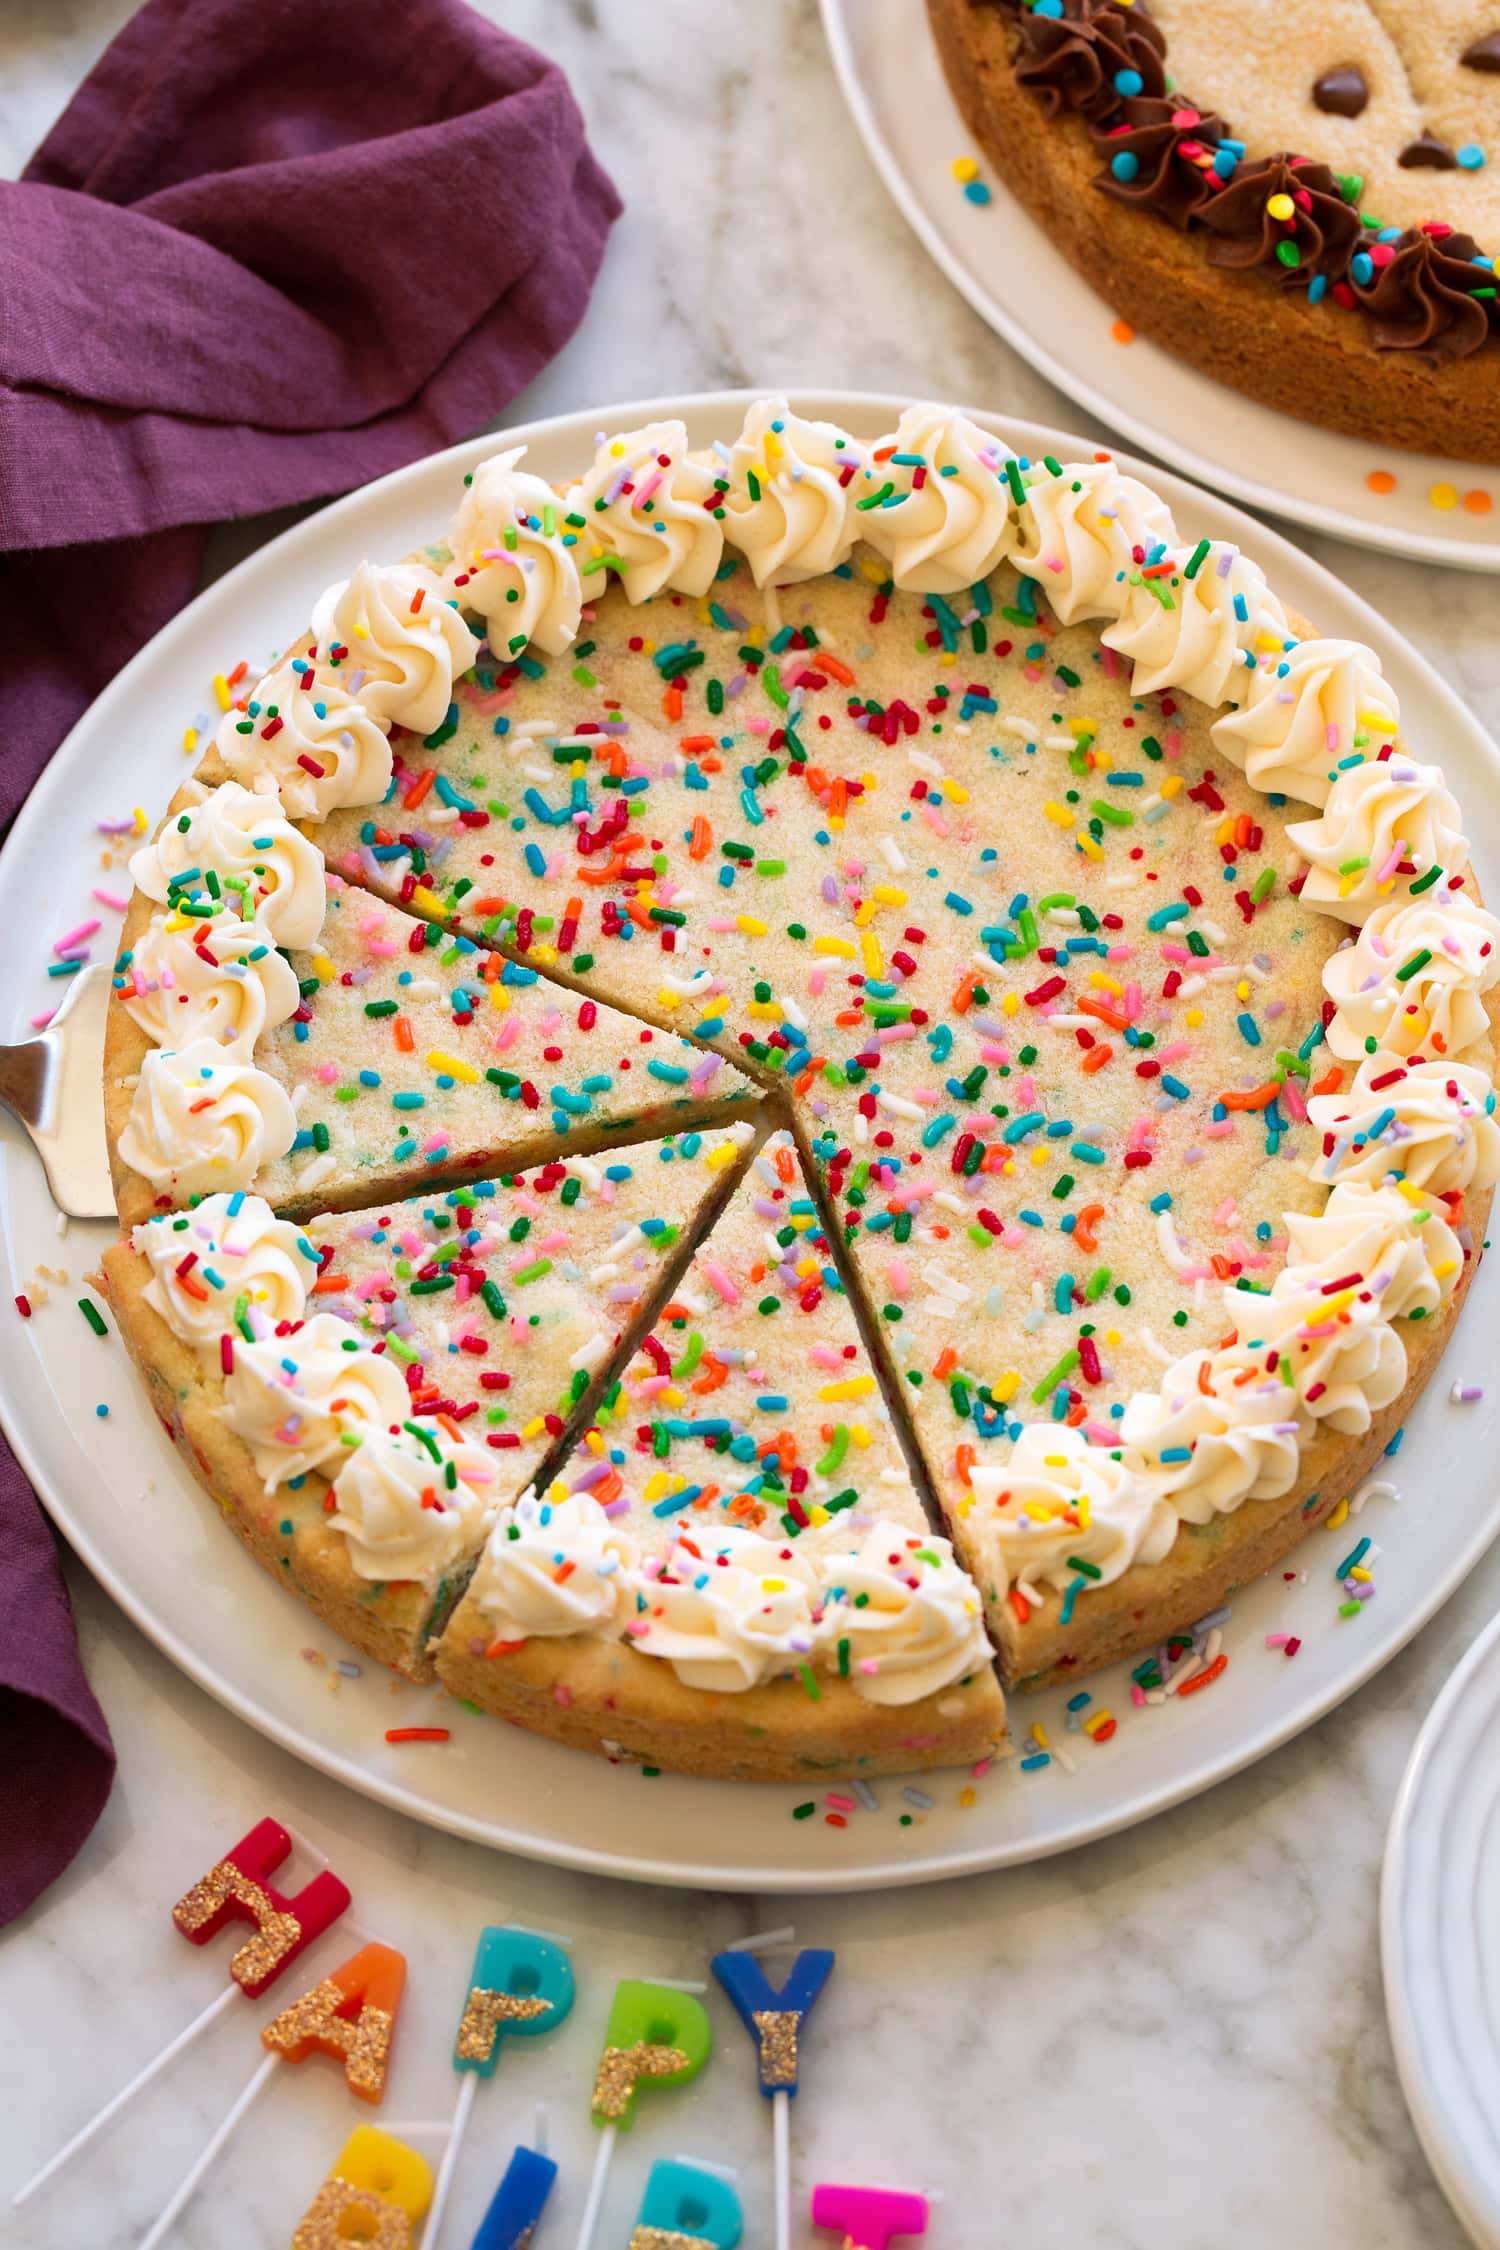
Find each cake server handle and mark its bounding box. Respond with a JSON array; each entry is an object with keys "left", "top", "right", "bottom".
[{"left": 0, "top": 963, "right": 116, "bottom": 1219}]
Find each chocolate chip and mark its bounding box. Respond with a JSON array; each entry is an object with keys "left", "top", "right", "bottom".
[
  {"left": 1399, "top": 131, "right": 1459, "bottom": 169},
  {"left": 1312, "top": 65, "right": 1369, "bottom": 118},
  {"left": 1460, "top": 31, "right": 1500, "bottom": 71}
]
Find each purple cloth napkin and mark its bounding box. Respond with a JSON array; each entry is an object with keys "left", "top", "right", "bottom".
[
  {"left": 0, "top": 1475, "right": 115, "bottom": 1926},
  {"left": 0, "top": 0, "right": 621, "bottom": 1924},
  {"left": 0, "top": 0, "right": 622, "bottom": 824}
]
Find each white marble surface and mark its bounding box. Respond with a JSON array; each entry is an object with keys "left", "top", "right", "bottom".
[{"left": 4, "top": 3, "right": 1500, "bottom": 2246}]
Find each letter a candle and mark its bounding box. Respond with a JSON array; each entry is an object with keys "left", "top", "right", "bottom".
[{"left": 139, "top": 1941, "right": 409, "bottom": 2250}]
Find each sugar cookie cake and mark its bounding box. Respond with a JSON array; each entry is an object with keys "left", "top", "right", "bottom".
[{"left": 100, "top": 397, "right": 1495, "bottom": 1777}]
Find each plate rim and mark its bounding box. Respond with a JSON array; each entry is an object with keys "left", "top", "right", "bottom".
[
  {"left": 819, "top": 0, "right": 1500, "bottom": 574},
  {"left": 7, "top": 384, "right": 1500, "bottom": 1892},
  {"left": 1383, "top": 1606, "right": 1500, "bottom": 2249}
]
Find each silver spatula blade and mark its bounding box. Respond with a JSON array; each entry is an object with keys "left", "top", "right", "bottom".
[{"left": 0, "top": 963, "right": 115, "bottom": 1219}]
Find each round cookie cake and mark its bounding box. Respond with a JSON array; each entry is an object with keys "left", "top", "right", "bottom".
[
  {"left": 100, "top": 397, "right": 1497, "bottom": 1780},
  {"left": 929, "top": 0, "right": 1500, "bottom": 459}
]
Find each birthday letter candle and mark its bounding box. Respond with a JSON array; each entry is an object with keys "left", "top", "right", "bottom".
[
  {"left": 457, "top": 1926, "right": 576, "bottom": 2074},
  {"left": 292, "top": 2126, "right": 432, "bottom": 2250},
  {"left": 630, "top": 2158, "right": 744, "bottom": 2250},
  {"left": 262, "top": 1942, "right": 408, "bottom": 2104},
  {"left": 170, "top": 1817, "right": 350, "bottom": 1996},
  {"left": 811, "top": 2183, "right": 929, "bottom": 2250},
  {"left": 711, "top": 1948, "right": 835, "bottom": 2094},
  {"left": 591, "top": 1980, "right": 712, "bottom": 2125}
]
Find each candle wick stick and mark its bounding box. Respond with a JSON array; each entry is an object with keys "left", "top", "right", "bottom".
[
  {"left": 10, "top": 1982, "right": 240, "bottom": 2210},
  {"left": 137, "top": 2052, "right": 279, "bottom": 2250},
  {"left": 772, "top": 2088, "right": 792, "bottom": 2250},
  {"left": 573, "top": 2124, "right": 617, "bottom": 2250},
  {"left": 422, "top": 2071, "right": 478, "bottom": 2250}
]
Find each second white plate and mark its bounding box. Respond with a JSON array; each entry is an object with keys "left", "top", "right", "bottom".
[
  {"left": 1384, "top": 1608, "right": 1500, "bottom": 2250},
  {"left": 822, "top": 0, "right": 1500, "bottom": 571},
  {"left": 4, "top": 390, "right": 1500, "bottom": 1892}
]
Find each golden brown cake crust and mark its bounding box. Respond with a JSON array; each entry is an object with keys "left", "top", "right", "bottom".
[
  {"left": 928, "top": 0, "right": 1500, "bottom": 462},
  {"left": 432, "top": 1583, "right": 1007, "bottom": 1782},
  {"left": 99, "top": 1240, "right": 444, "bottom": 1679},
  {"left": 1000, "top": 1178, "right": 1492, "bottom": 1688}
]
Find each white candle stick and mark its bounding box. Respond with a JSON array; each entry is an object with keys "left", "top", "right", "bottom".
[
  {"left": 137, "top": 2052, "right": 279, "bottom": 2250},
  {"left": 10, "top": 1983, "right": 239, "bottom": 2209},
  {"left": 421, "top": 2071, "right": 477, "bottom": 2250},
  {"left": 772, "top": 2087, "right": 792, "bottom": 2250},
  {"left": 573, "top": 2122, "right": 617, "bottom": 2250}
]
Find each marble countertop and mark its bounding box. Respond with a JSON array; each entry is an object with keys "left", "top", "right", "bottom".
[{"left": 4, "top": 3, "right": 1500, "bottom": 2246}]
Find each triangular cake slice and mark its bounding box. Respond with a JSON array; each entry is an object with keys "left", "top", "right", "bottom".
[
  {"left": 108, "top": 782, "right": 752, "bottom": 1227},
  {"left": 100, "top": 1127, "right": 753, "bottom": 1678},
  {"left": 435, "top": 1129, "right": 1005, "bottom": 1778}
]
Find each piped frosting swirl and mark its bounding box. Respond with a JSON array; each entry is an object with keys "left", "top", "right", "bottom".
[
  {"left": 130, "top": 783, "right": 327, "bottom": 952},
  {"left": 311, "top": 562, "right": 478, "bottom": 737},
  {"left": 446, "top": 445, "right": 583, "bottom": 657}
]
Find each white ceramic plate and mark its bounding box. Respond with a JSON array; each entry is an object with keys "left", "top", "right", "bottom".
[
  {"left": 822, "top": 0, "right": 1500, "bottom": 572},
  {"left": 1384, "top": 1608, "right": 1500, "bottom": 2249},
  {"left": 5, "top": 389, "right": 1500, "bottom": 1893}
]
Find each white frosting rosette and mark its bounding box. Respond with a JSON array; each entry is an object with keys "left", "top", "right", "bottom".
[
  {"left": 966, "top": 1422, "right": 1177, "bottom": 1586},
  {"left": 311, "top": 561, "right": 478, "bottom": 736},
  {"left": 470, "top": 1489, "right": 638, "bottom": 1641},
  {"left": 118, "top": 1041, "right": 296, "bottom": 1202},
  {"left": 215, "top": 660, "right": 391, "bottom": 821},
  {"left": 1211, "top": 636, "right": 1400, "bottom": 809},
  {"left": 129, "top": 782, "right": 327, "bottom": 951},
  {"left": 628, "top": 1524, "right": 821, "bottom": 1692},
  {"left": 1308, "top": 1054, "right": 1500, "bottom": 1199},
  {"left": 222, "top": 1313, "right": 409, "bottom": 1490},
  {"left": 1322, "top": 893, "right": 1500, "bottom": 1062},
  {"left": 722, "top": 398, "right": 870, "bottom": 585},
  {"left": 862, "top": 403, "right": 1015, "bottom": 592},
  {"left": 446, "top": 445, "right": 583, "bottom": 656},
  {"left": 1120, "top": 1344, "right": 1302, "bottom": 1523},
  {"left": 133, "top": 1194, "right": 318, "bottom": 1349},
  {"left": 1228, "top": 1283, "right": 1407, "bottom": 1439},
  {"left": 565, "top": 421, "right": 723, "bottom": 602},
  {"left": 1278, "top": 1180, "right": 1465, "bottom": 1324},
  {"left": 120, "top": 912, "right": 299, "bottom": 1056},
  {"left": 327, "top": 1421, "right": 496, "bottom": 1584},
  {"left": 1010, "top": 456, "right": 1176, "bottom": 626},
  {"left": 817, "top": 1524, "right": 991, "bottom": 1705},
  {"left": 1102, "top": 542, "right": 1289, "bottom": 707},
  {"left": 1287, "top": 757, "right": 1469, "bottom": 922}
]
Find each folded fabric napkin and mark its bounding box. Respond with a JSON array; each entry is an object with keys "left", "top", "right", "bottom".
[
  {"left": 0, "top": 1466, "right": 115, "bottom": 1926},
  {"left": 0, "top": 0, "right": 621, "bottom": 1923}
]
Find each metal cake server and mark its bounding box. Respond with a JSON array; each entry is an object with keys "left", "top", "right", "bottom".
[{"left": 0, "top": 963, "right": 115, "bottom": 1218}]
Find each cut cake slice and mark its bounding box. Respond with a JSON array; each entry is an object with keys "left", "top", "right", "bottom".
[
  {"left": 108, "top": 784, "right": 752, "bottom": 1227},
  {"left": 101, "top": 1126, "right": 754, "bottom": 1678},
  {"left": 435, "top": 1130, "right": 1005, "bottom": 1778}
]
